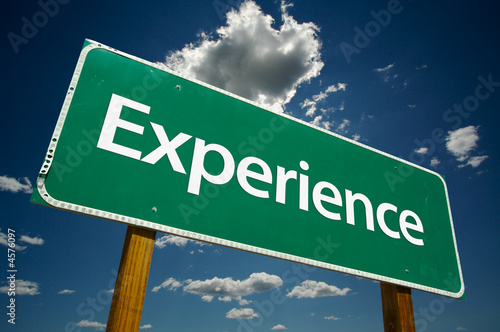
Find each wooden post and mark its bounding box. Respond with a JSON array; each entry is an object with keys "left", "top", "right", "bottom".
[
  {"left": 380, "top": 282, "right": 416, "bottom": 332},
  {"left": 106, "top": 225, "right": 156, "bottom": 332}
]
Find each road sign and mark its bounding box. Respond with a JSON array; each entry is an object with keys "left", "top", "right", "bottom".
[{"left": 32, "top": 39, "right": 464, "bottom": 298}]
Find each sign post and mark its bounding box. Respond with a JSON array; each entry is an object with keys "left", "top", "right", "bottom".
[
  {"left": 106, "top": 226, "right": 156, "bottom": 331},
  {"left": 380, "top": 283, "right": 416, "bottom": 332}
]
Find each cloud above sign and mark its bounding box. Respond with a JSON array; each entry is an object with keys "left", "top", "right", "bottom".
[
  {"left": 446, "top": 125, "right": 488, "bottom": 168},
  {"left": 164, "top": 0, "right": 323, "bottom": 111}
]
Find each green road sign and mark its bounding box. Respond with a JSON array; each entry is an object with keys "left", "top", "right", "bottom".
[{"left": 32, "top": 39, "right": 464, "bottom": 298}]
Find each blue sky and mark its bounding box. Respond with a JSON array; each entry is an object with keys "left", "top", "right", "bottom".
[{"left": 1, "top": 0, "right": 499, "bottom": 331}]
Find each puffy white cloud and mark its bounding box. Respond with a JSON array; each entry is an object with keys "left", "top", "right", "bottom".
[
  {"left": 183, "top": 272, "right": 282, "bottom": 303},
  {"left": 271, "top": 324, "right": 288, "bottom": 330},
  {"left": 0, "top": 175, "right": 32, "bottom": 194},
  {"left": 446, "top": 126, "right": 488, "bottom": 168},
  {"left": 151, "top": 272, "right": 282, "bottom": 304},
  {"left": 58, "top": 289, "right": 75, "bottom": 295},
  {"left": 76, "top": 320, "right": 106, "bottom": 330},
  {"left": 446, "top": 126, "right": 479, "bottom": 162},
  {"left": 165, "top": 0, "right": 323, "bottom": 111},
  {"left": 226, "top": 308, "right": 258, "bottom": 319},
  {"left": 324, "top": 315, "right": 340, "bottom": 320},
  {"left": 0, "top": 280, "right": 40, "bottom": 296},
  {"left": 286, "top": 280, "right": 350, "bottom": 299},
  {"left": 140, "top": 324, "right": 153, "bottom": 329}
]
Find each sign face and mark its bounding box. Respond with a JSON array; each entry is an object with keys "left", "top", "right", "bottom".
[{"left": 32, "top": 40, "right": 464, "bottom": 298}]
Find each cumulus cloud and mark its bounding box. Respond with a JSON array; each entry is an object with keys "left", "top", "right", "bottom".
[
  {"left": 430, "top": 157, "right": 441, "bottom": 168},
  {"left": 152, "top": 272, "right": 282, "bottom": 304},
  {"left": 286, "top": 280, "right": 350, "bottom": 299},
  {"left": 271, "top": 324, "right": 288, "bottom": 330},
  {"left": 183, "top": 272, "right": 282, "bottom": 303},
  {"left": 446, "top": 126, "right": 479, "bottom": 161},
  {"left": 0, "top": 280, "right": 40, "bottom": 296},
  {"left": 324, "top": 315, "right": 340, "bottom": 320},
  {"left": 226, "top": 308, "right": 259, "bottom": 319},
  {"left": 154, "top": 235, "right": 208, "bottom": 249},
  {"left": 58, "top": 289, "right": 75, "bottom": 295},
  {"left": 446, "top": 126, "right": 488, "bottom": 168},
  {"left": 164, "top": 0, "right": 323, "bottom": 111},
  {"left": 76, "top": 320, "right": 106, "bottom": 331},
  {"left": 0, "top": 175, "right": 33, "bottom": 194},
  {"left": 140, "top": 324, "right": 153, "bottom": 329}
]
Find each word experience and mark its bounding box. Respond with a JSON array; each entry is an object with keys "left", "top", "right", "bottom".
[{"left": 97, "top": 94, "right": 425, "bottom": 246}]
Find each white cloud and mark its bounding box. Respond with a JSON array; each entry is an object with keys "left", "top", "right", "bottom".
[
  {"left": 0, "top": 176, "right": 33, "bottom": 194},
  {"left": 271, "top": 324, "right": 288, "bottom": 330},
  {"left": 310, "top": 114, "right": 334, "bottom": 130},
  {"left": 165, "top": 0, "right": 323, "bottom": 111},
  {"left": 337, "top": 119, "right": 350, "bottom": 133},
  {"left": 324, "top": 315, "right": 340, "bottom": 320},
  {"left": 226, "top": 308, "right": 259, "bottom": 319},
  {"left": 140, "top": 324, "right": 153, "bottom": 329},
  {"left": 414, "top": 147, "right": 428, "bottom": 155},
  {"left": 151, "top": 277, "right": 183, "bottom": 292},
  {"left": 408, "top": 104, "right": 417, "bottom": 108},
  {"left": 58, "top": 289, "right": 75, "bottom": 295},
  {"left": 76, "top": 320, "right": 106, "bottom": 331},
  {"left": 183, "top": 272, "right": 282, "bottom": 303},
  {"left": 460, "top": 155, "right": 488, "bottom": 168},
  {"left": 446, "top": 126, "right": 479, "bottom": 162},
  {"left": 373, "top": 63, "right": 395, "bottom": 72},
  {"left": 0, "top": 280, "right": 40, "bottom": 296},
  {"left": 457, "top": 327, "right": 467, "bottom": 331},
  {"left": 430, "top": 157, "right": 441, "bottom": 167},
  {"left": 301, "top": 83, "right": 346, "bottom": 117},
  {"left": 201, "top": 294, "right": 214, "bottom": 302},
  {"left": 352, "top": 134, "right": 361, "bottom": 141},
  {"left": 19, "top": 235, "right": 45, "bottom": 245},
  {"left": 154, "top": 235, "right": 208, "bottom": 249},
  {"left": 286, "top": 280, "right": 350, "bottom": 299},
  {"left": 446, "top": 126, "right": 489, "bottom": 168}
]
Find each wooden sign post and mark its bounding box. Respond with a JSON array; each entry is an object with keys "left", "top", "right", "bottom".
[
  {"left": 380, "top": 282, "right": 416, "bottom": 332},
  {"left": 106, "top": 226, "right": 156, "bottom": 331}
]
